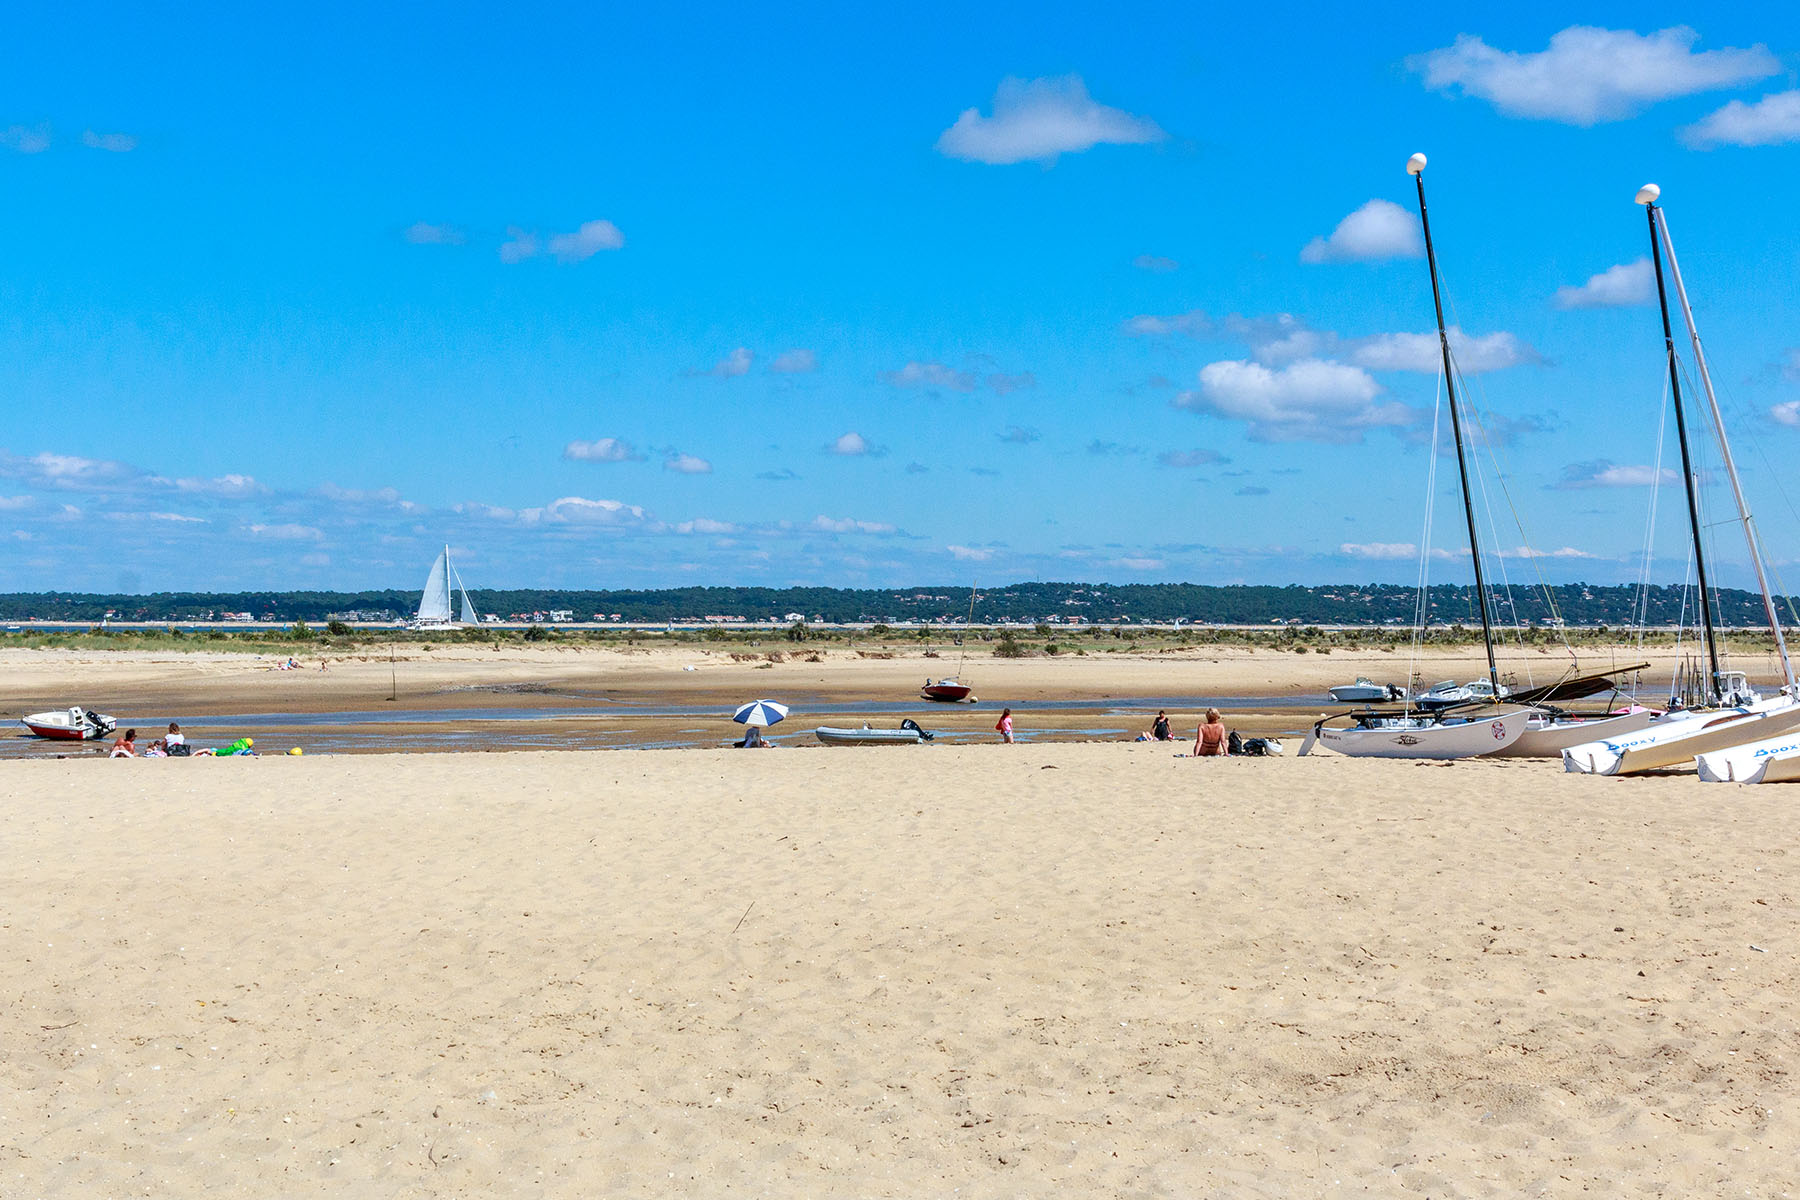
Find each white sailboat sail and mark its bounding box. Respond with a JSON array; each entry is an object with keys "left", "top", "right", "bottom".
[
  {"left": 450, "top": 562, "right": 477, "bottom": 625},
  {"left": 416, "top": 548, "right": 451, "bottom": 624},
  {"left": 414, "top": 544, "right": 476, "bottom": 629}
]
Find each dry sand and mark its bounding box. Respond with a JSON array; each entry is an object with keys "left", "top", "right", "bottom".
[{"left": 5, "top": 744, "right": 1797, "bottom": 1196}]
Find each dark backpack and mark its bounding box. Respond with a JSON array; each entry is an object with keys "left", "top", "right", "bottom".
[{"left": 1227, "top": 730, "right": 1244, "bottom": 755}]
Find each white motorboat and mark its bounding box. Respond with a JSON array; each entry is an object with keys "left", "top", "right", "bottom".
[
  {"left": 1327, "top": 678, "right": 1404, "bottom": 704},
  {"left": 814, "top": 719, "right": 934, "bottom": 746},
  {"left": 21, "top": 706, "right": 117, "bottom": 740}
]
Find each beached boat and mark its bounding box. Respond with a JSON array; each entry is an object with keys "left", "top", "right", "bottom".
[
  {"left": 815, "top": 719, "right": 934, "bottom": 746},
  {"left": 21, "top": 706, "right": 117, "bottom": 740},
  {"left": 1563, "top": 186, "right": 1800, "bottom": 776},
  {"left": 1308, "top": 710, "right": 1526, "bottom": 758},
  {"left": 1327, "top": 677, "right": 1404, "bottom": 704},
  {"left": 411, "top": 544, "right": 478, "bottom": 631},
  {"left": 920, "top": 678, "right": 974, "bottom": 703},
  {"left": 1490, "top": 706, "right": 1661, "bottom": 759},
  {"left": 1695, "top": 727, "right": 1800, "bottom": 784},
  {"left": 1303, "top": 154, "right": 1523, "bottom": 761}
]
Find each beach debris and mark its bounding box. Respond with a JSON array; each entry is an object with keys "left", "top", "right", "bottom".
[
  {"left": 732, "top": 901, "right": 756, "bottom": 934},
  {"left": 1751, "top": 945, "right": 1767, "bottom": 953}
]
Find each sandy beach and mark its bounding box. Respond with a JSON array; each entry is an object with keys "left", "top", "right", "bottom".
[{"left": 5, "top": 742, "right": 1796, "bottom": 1197}]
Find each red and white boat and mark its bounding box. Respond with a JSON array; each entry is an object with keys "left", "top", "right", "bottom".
[
  {"left": 20, "top": 707, "right": 118, "bottom": 740},
  {"left": 920, "top": 677, "right": 974, "bottom": 703}
]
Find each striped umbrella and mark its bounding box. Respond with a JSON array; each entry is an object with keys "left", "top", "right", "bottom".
[{"left": 732, "top": 699, "right": 790, "bottom": 728}]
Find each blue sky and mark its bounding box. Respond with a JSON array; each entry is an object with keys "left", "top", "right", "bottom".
[{"left": 3, "top": 3, "right": 1800, "bottom": 594}]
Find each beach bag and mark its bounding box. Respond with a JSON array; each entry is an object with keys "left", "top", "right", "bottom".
[
  {"left": 168, "top": 742, "right": 191, "bottom": 757},
  {"left": 1227, "top": 730, "right": 1244, "bottom": 755}
]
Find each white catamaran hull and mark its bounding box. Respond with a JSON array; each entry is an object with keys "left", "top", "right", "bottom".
[
  {"left": 1310, "top": 709, "right": 1527, "bottom": 759},
  {"left": 1563, "top": 698, "right": 1800, "bottom": 776},
  {"left": 1695, "top": 728, "right": 1800, "bottom": 783},
  {"left": 1488, "top": 708, "right": 1662, "bottom": 759}
]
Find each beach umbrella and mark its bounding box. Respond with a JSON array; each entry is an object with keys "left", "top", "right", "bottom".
[{"left": 733, "top": 699, "right": 790, "bottom": 728}]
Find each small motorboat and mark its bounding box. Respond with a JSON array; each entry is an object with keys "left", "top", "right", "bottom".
[
  {"left": 920, "top": 678, "right": 974, "bottom": 703},
  {"left": 814, "top": 719, "right": 935, "bottom": 746},
  {"left": 1327, "top": 677, "right": 1404, "bottom": 704},
  {"left": 1413, "top": 678, "right": 1510, "bottom": 709},
  {"left": 21, "top": 706, "right": 118, "bottom": 740}
]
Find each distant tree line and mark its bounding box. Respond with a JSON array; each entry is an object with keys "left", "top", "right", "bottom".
[{"left": 0, "top": 581, "right": 1789, "bottom": 628}]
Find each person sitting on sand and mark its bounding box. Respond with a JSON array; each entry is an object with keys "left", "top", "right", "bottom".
[
  {"left": 740, "top": 726, "right": 767, "bottom": 748},
  {"left": 109, "top": 728, "right": 138, "bottom": 758},
  {"left": 995, "top": 708, "right": 1015, "bottom": 744},
  {"left": 1151, "top": 710, "right": 1172, "bottom": 741},
  {"left": 164, "top": 722, "right": 186, "bottom": 752},
  {"left": 1194, "top": 709, "right": 1227, "bottom": 757}
]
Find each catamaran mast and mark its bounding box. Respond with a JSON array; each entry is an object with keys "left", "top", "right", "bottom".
[
  {"left": 1647, "top": 192, "right": 1797, "bottom": 694},
  {"left": 1408, "top": 153, "right": 1500, "bottom": 698},
  {"left": 1638, "top": 188, "right": 1724, "bottom": 700}
]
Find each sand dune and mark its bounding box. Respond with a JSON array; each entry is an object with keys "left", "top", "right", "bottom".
[{"left": 5, "top": 745, "right": 1795, "bottom": 1195}]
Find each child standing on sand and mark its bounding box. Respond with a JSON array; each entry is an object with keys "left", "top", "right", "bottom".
[{"left": 995, "top": 708, "right": 1014, "bottom": 744}]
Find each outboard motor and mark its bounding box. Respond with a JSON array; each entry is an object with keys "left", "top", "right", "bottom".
[{"left": 899, "top": 718, "right": 934, "bottom": 741}]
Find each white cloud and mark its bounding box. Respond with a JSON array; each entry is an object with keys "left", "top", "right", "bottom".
[
  {"left": 935, "top": 75, "right": 1164, "bottom": 165},
  {"left": 0, "top": 124, "right": 51, "bottom": 154},
  {"left": 499, "top": 227, "right": 540, "bottom": 263},
  {"left": 1301, "top": 199, "right": 1422, "bottom": 264},
  {"left": 880, "top": 361, "right": 976, "bottom": 392},
  {"left": 1121, "top": 310, "right": 1213, "bottom": 338},
  {"left": 948, "top": 544, "right": 996, "bottom": 561},
  {"left": 702, "top": 347, "right": 754, "bottom": 378},
  {"left": 0, "top": 495, "right": 32, "bottom": 509},
  {"left": 144, "top": 512, "right": 206, "bottom": 523},
  {"left": 1350, "top": 328, "right": 1540, "bottom": 374},
  {"left": 1499, "top": 545, "right": 1595, "bottom": 559},
  {"left": 1555, "top": 460, "right": 1679, "bottom": 488},
  {"left": 404, "top": 222, "right": 465, "bottom": 246},
  {"left": 1133, "top": 254, "right": 1178, "bottom": 273},
  {"left": 314, "top": 482, "right": 421, "bottom": 511},
  {"left": 565, "top": 438, "right": 644, "bottom": 463},
  {"left": 769, "top": 348, "right": 818, "bottom": 373},
  {"left": 1112, "top": 557, "right": 1165, "bottom": 571},
  {"left": 455, "top": 502, "right": 519, "bottom": 521},
  {"left": 827, "top": 431, "right": 881, "bottom": 456},
  {"left": 664, "top": 453, "right": 713, "bottom": 475},
  {"left": 1228, "top": 314, "right": 1337, "bottom": 364},
  {"left": 1177, "top": 358, "right": 1410, "bottom": 443},
  {"left": 172, "top": 473, "right": 265, "bottom": 498},
  {"left": 1157, "top": 449, "right": 1223, "bottom": 468},
  {"left": 1554, "top": 259, "right": 1653, "bottom": 308},
  {"left": 987, "top": 371, "right": 1036, "bottom": 395},
  {"left": 0, "top": 450, "right": 141, "bottom": 489},
  {"left": 674, "top": 517, "right": 738, "bottom": 534},
  {"left": 523, "top": 496, "right": 649, "bottom": 525},
  {"left": 1685, "top": 90, "right": 1800, "bottom": 148},
  {"left": 1409, "top": 26, "right": 1778, "bottom": 125},
  {"left": 247, "top": 522, "right": 324, "bottom": 541},
  {"left": 81, "top": 130, "right": 136, "bottom": 152},
  {"left": 810, "top": 515, "right": 897, "bottom": 535},
  {"left": 547, "top": 219, "right": 625, "bottom": 261},
  {"left": 1340, "top": 542, "right": 1418, "bottom": 560},
  {"left": 1772, "top": 401, "right": 1800, "bottom": 427}
]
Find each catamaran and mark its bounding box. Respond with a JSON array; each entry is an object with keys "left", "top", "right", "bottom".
[
  {"left": 1563, "top": 185, "right": 1800, "bottom": 777},
  {"left": 411, "top": 544, "right": 479, "bottom": 631},
  {"left": 1303, "top": 153, "right": 1525, "bottom": 759}
]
